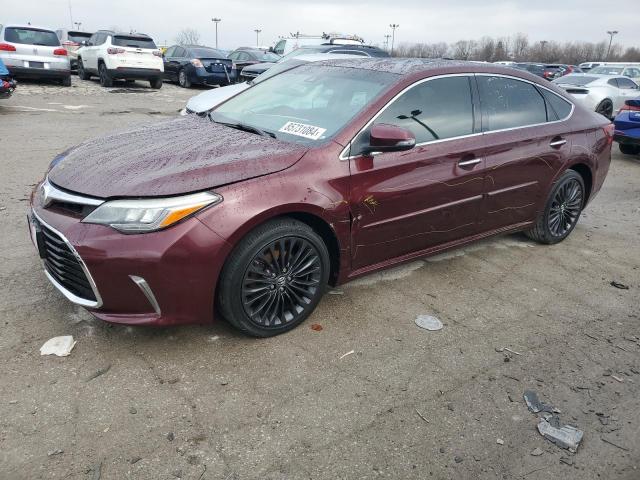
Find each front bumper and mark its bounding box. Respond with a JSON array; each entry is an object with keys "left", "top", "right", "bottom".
[{"left": 30, "top": 202, "right": 232, "bottom": 326}]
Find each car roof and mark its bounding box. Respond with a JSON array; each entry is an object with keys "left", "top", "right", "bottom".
[
  {"left": 309, "top": 58, "right": 540, "bottom": 78},
  {"left": 96, "top": 30, "right": 152, "bottom": 37},
  {"left": 555, "top": 73, "right": 628, "bottom": 83},
  {"left": 3, "top": 24, "right": 57, "bottom": 32}
]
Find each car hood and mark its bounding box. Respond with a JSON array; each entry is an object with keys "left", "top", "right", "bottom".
[
  {"left": 48, "top": 116, "right": 309, "bottom": 198},
  {"left": 185, "top": 82, "right": 250, "bottom": 114}
]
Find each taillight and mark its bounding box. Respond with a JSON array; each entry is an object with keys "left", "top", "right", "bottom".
[
  {"left": 53, "top": 48, "right": 68, "bottom": 56},
  {"left": 153, "top": 50, "right": 162, "bottom": 57},
  {"left": 0, "top": 43, "right": 16, "bottom": 52},
  {"left": 107, "top": 47, "right": 125, "bottom": 54},
  {"left": 191, "top": 58, "right": 203, "bottom": 68},
  {"left": 618, "top": 103, "right": 640, "bottom": 113}
]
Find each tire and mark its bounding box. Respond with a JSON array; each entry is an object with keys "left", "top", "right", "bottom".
[
  {"left": 619, "top": 144, "right": 640, "bottom": 155},
  {"left": 218, "top": 218, "right": 330, "bottom": 337},
  {"left": 98, "top": 63, "right": 113, "bottom": 87},
  {"left": 595, "top": 99, "right": 613, "bottom": 119},
  {"left": 525, "top": 169, "right": 585, "bottom": 245},
  {"left": 178, "top": 69, "right": 191, "bottom": 88},
  {"left": 61, "top": 76, "right": 71, "bottom": 87},
  {"left": 77, "top": 59, "right": 90, "bottom": 80},
  {"left": 125, "top": 79, "right": 136, "bottom": 84},
  {"left": 149, "top": 77, "right": 163, "bottom": 89}
]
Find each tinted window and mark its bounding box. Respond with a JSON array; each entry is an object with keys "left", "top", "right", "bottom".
[
  {"left": 112, "top": 36, "right": 157, "bottom": 49},
  {"left": 351, "top": 76, "right": 474, "bottom": 154},
  {"left": 274, "top": 40, "right": 285, "bottom": 55},
  {"left": 5, "top": 27, "right": 60, "bottom": 46},
  {"left": 607, "top": 78, "right": 619, "bottom": 88},
  {"left": 626, "top": 68, "right": 640, "bottom": 77},
  {"left": 190, "top": 48, "right": 225, "bottom": 58},
  {"left": 541, "top": 90, "right": 572, "bottom": 120},
  {"left": 174, "top": 47, "right": 186, "bottom": 57},
  {"left": 67, "top": 32, "right": 91, "bottom": 43},
  {"left": 478, "top": 76, "right": 547, "bottom": 131},
  {"left": 617, "top": 77, "right": 638, "bottom": 89},
  {"left": 164, "top": 46, "right": 175, "bottom": 57},
  {"left": 553, "top": 75, "right": 598, "bottom": 86},
  {"left": 95, "top": 33, "right": 107, "bottom": 45}
]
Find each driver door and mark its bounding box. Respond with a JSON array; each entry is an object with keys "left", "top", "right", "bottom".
[{"left": 348, "top": 75, "right": 486, "bottom": 270}]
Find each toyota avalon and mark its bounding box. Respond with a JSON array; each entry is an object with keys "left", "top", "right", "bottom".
[{"left": 30, "top": 59, "right": 613, "bottom": 337}]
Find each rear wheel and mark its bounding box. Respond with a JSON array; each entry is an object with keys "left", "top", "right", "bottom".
[
  {"left": 61, "top": 76, "right": 71, "bottom": 87},
  {"left": 218, "top": 219, "right": 330, "bottom": 337},
  {"left": 619, "top": 144, "right": 640, "bottom": 155},
  {"left": 178, "top": 69, "right": 191, "bottom": 88},
  {"left": 525, "top": 170, "right": 585, "bottom": 244},
  {"left": 149, "top": 77, "right": 163, "bottom": 89},
  {"left": 98, "top": 63, "right": 113, "bottom": 87},
  {"left": 595, "top": 99, "right": 613, "bottom": 119},
  {"left": 77, "top": 59, "right": 90, "bottom": 80}
]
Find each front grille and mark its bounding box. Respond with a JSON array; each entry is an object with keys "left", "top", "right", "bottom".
[{"left": 39, "top": 223, "right": 97, "bottom": 302}]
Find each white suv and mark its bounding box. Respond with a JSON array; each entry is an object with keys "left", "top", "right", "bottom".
[{"left": 77, "top": 30, "right": 163, "bottom": 88}]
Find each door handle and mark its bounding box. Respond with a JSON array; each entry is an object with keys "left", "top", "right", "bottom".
[
  {"left": 549, "top": 137, "right": 567, "bottom": 148},
  {"left": 458, "top": 158, "right": 482, "bottom": 167}
]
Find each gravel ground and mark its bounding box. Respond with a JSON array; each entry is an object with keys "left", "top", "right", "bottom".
[{"left": 0, "top": 76, "right": 639, "bottom": 480}]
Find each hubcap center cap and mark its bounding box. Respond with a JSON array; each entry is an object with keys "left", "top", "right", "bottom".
[{"left": 276, "top": 276, "right": 287, "bottom": 286}]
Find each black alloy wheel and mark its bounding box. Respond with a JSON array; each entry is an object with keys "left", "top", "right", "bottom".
[
  {"left": 241, "top": 237, "right": 322, "bottom": 327},
  {"left": 596, "top": 99, "right": 613, "bottom": 119},
  {"left": 525, "top": 169, "right": 585, "bottom": 244},
  {"left": 218, "top": 218, "right": 330, "bottom": 337},
  {"left": 547, "top": 177, "right": 583, "bottom": 237}
]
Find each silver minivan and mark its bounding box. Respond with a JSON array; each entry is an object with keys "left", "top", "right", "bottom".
[{"left": 0, "top": 24, "right": 71, "bottom": 86}]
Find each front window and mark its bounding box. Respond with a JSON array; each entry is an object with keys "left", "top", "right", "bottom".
[
  {"left": 211, "top": 65, "right": 396, "bottom": 144},
  {"left": 4, "top": 27, "right": 60, "bottom": 46}
]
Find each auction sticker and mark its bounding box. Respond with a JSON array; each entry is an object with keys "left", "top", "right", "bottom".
[{"left": 279, "top": 121, "right": 327, "bottom": 140}]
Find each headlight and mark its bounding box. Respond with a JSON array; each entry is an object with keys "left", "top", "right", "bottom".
[{"left": 82, "top": 191, "right": 222, "bottom": 233}]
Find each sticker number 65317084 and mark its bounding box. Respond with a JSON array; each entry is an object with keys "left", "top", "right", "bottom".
[{"left": 278, "top": 121, "right": 327, "bottom": 140}]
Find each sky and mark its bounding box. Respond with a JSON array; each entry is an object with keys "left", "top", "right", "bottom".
[{"left": 3, "top": 0, "right": 639, "bottom": 50}]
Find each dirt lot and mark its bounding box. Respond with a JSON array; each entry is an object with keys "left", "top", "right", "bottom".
[{"left": 0, "top": 77, "right": 639, "bottom": 480}]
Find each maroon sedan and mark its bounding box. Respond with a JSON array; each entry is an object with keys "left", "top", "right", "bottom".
[{"left": 29, "top": 59, "right": 613, "bottom": 336}]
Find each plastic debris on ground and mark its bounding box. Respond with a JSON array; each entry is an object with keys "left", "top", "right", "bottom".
[
  {"left": 339, "top": 350, "right": 355, "bottom": 360},
  {"left": 537, "top": 416, "right": 583, "bottom": 452},
  {"left": 40, "top": 336, "right": 76, "bottom": 357},
  {"left": 610, "top": 281, "right": 629, "bottom": 290},
  {"left": 415, "top": 315, "right": 443, "bottom": 331},
  {"left": 523, "top": 390, "right": 556, "bottom": 414}
]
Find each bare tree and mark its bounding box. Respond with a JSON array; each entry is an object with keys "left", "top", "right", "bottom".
[
  {"left": 175, "top": 28, "right": 201, "bottom": 46},
  {"left": 452, "top": 40, "right": 476, "bottom": 60}
]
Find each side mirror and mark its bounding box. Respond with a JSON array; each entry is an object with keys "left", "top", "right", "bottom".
[
  {"left": 268, "top": 46, "right": 274, "bottom": 53},
  {"left": 362, "top": 124, "right": 416, "bottom": 154}
]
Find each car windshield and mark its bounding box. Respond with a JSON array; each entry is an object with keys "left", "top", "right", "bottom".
[
  {"left": 553, "top": 75, "right": 598, "bottom": 86},
  {"left": 255, "top": 51, "right": 281, "bottom": 62},
  {"left": 252, "top": 59, "right": 308, "bottom": 84},
  {"left": 590, "top": 66, "right": 624, "bottom": 75},
  {"left": 191, "top": 48, "right": 225, "bottom": 58},
  {"left": 112, "top": 36, "right": 157, "bottom": 49},
  {"left": 278, "top": 47, "right": 327, "bottom": 62},
  {"left": 5, "top": 27, "right": 59, "bottom": 46},
  {"left": 211, "top": 64, "right": 396, "bottom": 144}
]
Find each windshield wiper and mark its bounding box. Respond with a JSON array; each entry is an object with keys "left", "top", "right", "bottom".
[{"left": 209, "top": 117, "right": 276, "bottom": 139}]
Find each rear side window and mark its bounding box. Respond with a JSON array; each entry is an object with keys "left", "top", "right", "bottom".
[
  {"left": 541, "top": 90, "right": 573, "bottom": 120},
  {"left": 352, "top": 76, "right": 474, "bottom": 153},
  {"left": 478, "top": 76, "right": 547, "bottom": 131},
  {"left": 607, "top": 78, "right": 619, "bottom": 88},
  {"left": 617, "top": 77, "right": 638, "bottom": 90},
  {"left": 113, "top": 36, "right": 157, "bottom": 49},
  {"left": 67, "top": 32, "right": 91, "bottom": 43},
  {"left": 4, "top": 27, "right": 60, "bottom": 46}
]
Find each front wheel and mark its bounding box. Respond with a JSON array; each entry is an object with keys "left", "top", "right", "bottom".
[
  {"left": 77, "top": 59, "right": 90, "bottom": 80},
  {"left": 218, "top": 219, "right": 330, "bottom": 337},
  {"left": 99, "top": 63, "right": 113, "bottom": 87},
  {"left": 619, "top": 144, "right": 640, "bottom": 155},
  {"left": 61, "top": 76, "right": 71, "bottom": 87},
  {"left": 525, "top": 170, "right": 585, "bottom": 244},
  {"left": 178, "top": 69, "right": 191, "bottom": 88}
]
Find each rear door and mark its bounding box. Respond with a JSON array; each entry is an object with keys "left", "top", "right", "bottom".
[
  {"left": 476, "top": 74, "right": 573, "bottom": 231},
  {"left": 82, "top": 33, "right": 100, "bottom": 70},
  {"left": 162, "top": 46, "right": 178, "bottom": 80},
  {"left": 349, "top": 75, "right": 485, "bottom": 270}
]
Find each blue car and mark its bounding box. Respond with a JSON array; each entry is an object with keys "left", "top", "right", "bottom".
[
  {"left": 0, "top": 57, "right": 17, "bottom": 99},
  {"left": 614, "top": 99, "right": 640, "bottom": 156},
  {"left": 162, "top": 45, "right": 236, "bottom": 88}
]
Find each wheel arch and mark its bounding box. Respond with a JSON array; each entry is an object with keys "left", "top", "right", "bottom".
[
  {"left": 221, "top": 206, "right": 345, "bottom": 286},
  {"left": 568, "top": 163, "right": 593, "bottom": 204}
]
